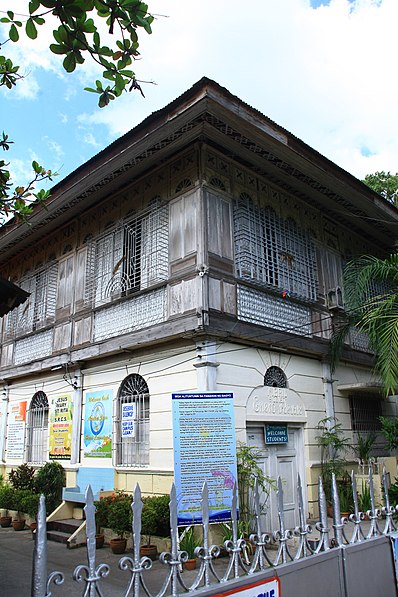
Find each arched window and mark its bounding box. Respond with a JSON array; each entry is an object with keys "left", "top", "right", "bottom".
[
  {"left": 264, "top": 366, "right": 287, "bottom": 388},
  {"left": 115, "top": 374, "right": 149, "bottom": 466},
  {"left": 26, "top": 391, "right": 49, "bottom": 464}
]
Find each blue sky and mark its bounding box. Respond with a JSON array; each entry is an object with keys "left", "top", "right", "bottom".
[{"left": 1, "top": 0, "right": 397, "bottom": 194}]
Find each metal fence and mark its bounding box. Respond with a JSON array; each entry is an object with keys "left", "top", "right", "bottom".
[{"left": 32, "top": 466, "right": 398, "bottom": 597}]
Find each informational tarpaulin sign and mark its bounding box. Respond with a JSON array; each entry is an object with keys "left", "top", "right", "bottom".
[
  {"left": 83, "top": 390, "right": 113, "bottom": 458},
  {"left": 211, "top": 577, "right": 280, "bottom": 597},
  {"left": 391, "top": 531, "right": 398, "bottom": 589},
  {"left": 121, "top": 402, "right": 136, "bottom": 437},
  {"left": 49, "top": 394, "right": 73, "bottom": 460},
  {"left": 7, "top": 401, "right": 27, "bottom": 459},
  {"left": 172, "top": 392, "right": 237, "bottom": 525},
  {"left": 265, "top": 424, "right": 288, "bottom": 444}
]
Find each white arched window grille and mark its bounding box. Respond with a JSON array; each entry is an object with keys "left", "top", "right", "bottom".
[
  {"left": 26, "top": 391, "right": 49, "bottom": 464},
  {"left": 115, "top": 374, "right": 149, "bottom": 467}
]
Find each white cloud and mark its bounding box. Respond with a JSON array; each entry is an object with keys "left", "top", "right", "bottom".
[
  {"left": 76, "top": 0, "right": 398, "bottom": 179},
  {"left": 2, "top": 0, "right": 398, "bottom": 181}
]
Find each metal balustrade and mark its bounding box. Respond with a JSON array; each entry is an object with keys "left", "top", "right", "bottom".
[{"left": 31, "top": 465, "right": 398, "bottom": 597}]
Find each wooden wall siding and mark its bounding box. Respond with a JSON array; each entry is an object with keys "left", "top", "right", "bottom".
[
  {"left": 237, "top": 285, "right": 312, "bottom": 337},
  {"left": 74, "top": 247, "right": 88, "bottom": 311},
  {"left": 53, "top": 322, "right": 72, "bottom": 352},
  {"left": 169, "top": 190, "right": 200, "bottom": 264},
  {"left": 206, "top": 190, "right": 234, "bottom": 261},
  {"left": 93, "top": 287, "right": 167, "bottom": 342},
  {"left": 56, "top": 254, "right": 74, "bottom": 317},
  {"left": 168, "top": 278, "right": 199, "bottom": 316},
  {"left": 73, "top": 316, "right": 92, "bottom": 347},
  {"left": 0, "top": 343, "right": 13, "bottom": 368},
  {"left": 208, "top": 278, "right": 236, "bottom": 315},
  {"left": 14, "top": 329, "right": 53, "bottom": 365}
]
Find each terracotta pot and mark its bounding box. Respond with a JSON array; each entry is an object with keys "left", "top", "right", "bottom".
[
  {"left": 95, "top": 533, "right": 105, "bottom": 549},
  {"left": 12, "top": 519, "right": 26, "bottom": 531},
  {"left": 140, "top": 544, "right": 158, "bottom": 561},
  {"left": 110, "top": 537, "right": 127, "bottom": 554},
  {"left": 0, "top": 516, "right": 12, "bottom": 528},
  {"left": 183, "top": 558, "right": 197, "bottom": 571}
]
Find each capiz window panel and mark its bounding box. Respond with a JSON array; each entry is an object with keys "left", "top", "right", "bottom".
[
  {"left": 233, "top": 193, "right": 317, "bottom": 302},
  {"left": 86, "top": 199, "right": 168, "bottom": 306}
]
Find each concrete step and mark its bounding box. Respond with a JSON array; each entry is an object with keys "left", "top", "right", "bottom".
[
  {"left": 47, "top": 529, "right": 71, "bottom": 544},
  {"left": 47, "top": 518, "right": 83, "bottom": 544}
]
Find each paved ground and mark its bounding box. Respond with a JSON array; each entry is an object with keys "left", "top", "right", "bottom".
[{"left": 0, "top": 526, "right": 205, "bottom": 596}]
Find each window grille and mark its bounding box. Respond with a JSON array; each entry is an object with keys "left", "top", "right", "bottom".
[
  {"left": 237, "top": 285, "right": 312, "bottom": 336},
  {"left": 86, "top": 199, "right": 168, "bottom": 307},
  {"left": 264, "top": 366, "right": 287, "bottom": 388},
  {"left": 115, "top": 374, "right": 150, "bottom": 467},
  {"left": 26, "top": 391, "right": 49, "bottom": 464},
  {"left": 6, "top": 263, "right": 58, "bottom": 337},
  {"left": 349, "top": 395, "right": 382, "bottom": 433},
  {"left": 233, "top": 194, "right": 317, "bottom": 302}
]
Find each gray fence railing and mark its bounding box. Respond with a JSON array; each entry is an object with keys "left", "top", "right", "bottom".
[{"left": 31, "top": 466, "right": 398, "bottom": 597}]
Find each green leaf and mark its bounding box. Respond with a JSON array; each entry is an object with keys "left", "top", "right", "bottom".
[
  {"left": 29, "top": 0, "right": 40, "bottom": 14},
  {"left": 26, "top": 18, "right": 38, "bottom": 40},
  {"left": 33, "top": 16, "right": 45, "bottom": 25},
  {"left": 9, "top": 24, "right": 19, "bottom": 43},
  {"left": 50, "top": 43, "right": 68, "bottom": 55},
  {"left": 7, "top": 11, "right": 14, "bottom": 20},
  {"left": 32, "top": 160, "right": 41, "bottom": 174},
  {"left": 63, "top": 53, "right": 77, "bottom": 73}
]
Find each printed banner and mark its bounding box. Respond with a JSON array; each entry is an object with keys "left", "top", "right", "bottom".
[
  {"left": 172, "top": 392, "right": 237, "bottom": 525},
  {"left": 49, "top": 394, "right": 73, "bottom": 460},
  {"left": 83, "top": 390, "right": 113, "bottom": 458},
  {"left": 7, "top": 401, "right": 27, "bottom": 459},
  {"left": 121, "top": 402, "right": 136, "bottom": 438}
]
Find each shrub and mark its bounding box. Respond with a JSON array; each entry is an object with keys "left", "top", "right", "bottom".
[
  {"left": 20, "top": 492, "right": 41, "bottom": 520},
  {"left": 0, "top": 484, "right": 15, "bottom": 513},
  {"left": 9, "top": 464, "right": 35, "bottom": 491},
  {"left": 35, "top": 462, "right": 65, "bottom": 514},
  {"left": 142, "top": 495, "right": 170, "bottom": 538},
  {"left": 94, "top": 495, "right": 112, "bottom": 533},
  {"left": 107, "top": 491, "right": 132, "bottom": 539}
]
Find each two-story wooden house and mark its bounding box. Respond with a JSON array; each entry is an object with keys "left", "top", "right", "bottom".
[{"left": 1, "top": 78, "right": 397, "bottom": 527}]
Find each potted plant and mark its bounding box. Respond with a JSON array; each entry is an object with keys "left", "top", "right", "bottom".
[
  {"left": 179, "top": 525, "right": 202, "bottom": 570},
  {"left": 354, "top": 432, "right": 376, "bottom": 466},
  {"left": 316, "top": 417, "right": 350, "bottom": 509},
  {"left": 34, "top": 462, "right": 65, "bottom": 515},
  {"left": 94, "top": 495, "right": 111, "bottom": 549},
  {"left": 236, "top": 443, "right": 276, "bottom": 537},
  {"left": 11, "top": 489, "right": 29, "bottom": 530},
  {"left": 358, "top": 480, "right": 372, "bottom": 517},
  {"left": 337, "top": 474, "right": 354, "bottom": 516},
  {"left": 140, "top": 498, "right": 158, "bottom": 560},
  {"left": 108, "top": 491, "right": 132, "bottom": 554},
  {"left": 0, "top": 483, "right": 14, "bottom": 527},
  {"left": 20, "top": 492, "right": 40, "bottom": 532}
]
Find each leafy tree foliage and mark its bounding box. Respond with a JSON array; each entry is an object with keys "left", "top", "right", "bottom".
[
  {"left": 362, "top": 171, "right": 398, "bottom": 206},
  {"left": 331, "top": 251, "right": 398, "bottom": 396},
  {"left": 0, "top": 0, "right": 153, "bottom": 223}
]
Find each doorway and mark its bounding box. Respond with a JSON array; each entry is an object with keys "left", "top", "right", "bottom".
[{"left": 246, "top": 425, "right": 304, "bottom": 531}]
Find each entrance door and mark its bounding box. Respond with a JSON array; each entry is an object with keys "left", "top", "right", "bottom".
[{"left": 246, "top": 426, "right": 303, "bottom": 531}]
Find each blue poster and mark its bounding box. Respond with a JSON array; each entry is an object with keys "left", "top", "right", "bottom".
[
  {"left": 172, "top": 392, "right": 237, "bottom": 525},
  {"left": 84, "top": 390, "right": 113, "bottom": 458}
]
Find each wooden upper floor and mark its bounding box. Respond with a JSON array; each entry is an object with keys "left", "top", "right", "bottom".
[{"left": 1, "top": 78, "right": 397, "bottom": 379}]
